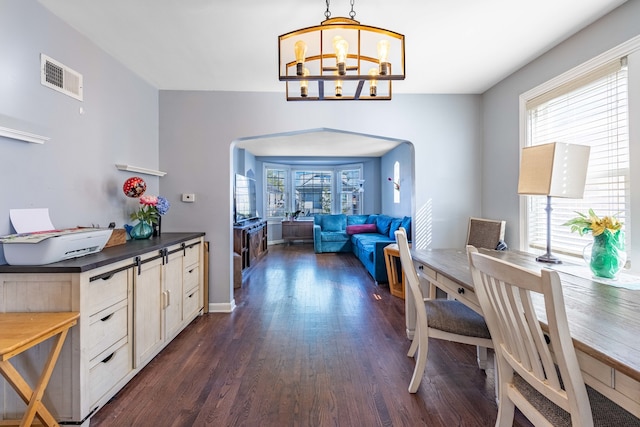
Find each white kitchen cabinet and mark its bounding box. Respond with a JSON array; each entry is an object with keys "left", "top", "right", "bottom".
[{"left": 0, "top": 233, "right": 205, "bottom": 426}]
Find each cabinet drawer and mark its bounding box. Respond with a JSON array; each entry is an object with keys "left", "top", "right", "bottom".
[
  {"left": 184, "top": 241, "right": 201, "bottom": 268},
  {"left": 615, "top": 370, "right": 640, "bottom": 408},
  {"left": 88, "top": 300, "right": 129, "bottom": 360},
  {"left": 90, "top": 338, "right": 132, "bottom": 406},
  {"left": 183, "top": 286, "right": 201, "bottom": 319},
  {"left": 415, "top": 262, "right": 436, "bottom": 281},
  {"left": 89, "top": 267, "right": 129, "bottom": 315},
  {"left": 576, "top": 349, "right": 613, "bottom": 387},
  {"left": 184, "top": 264, "right": 200, "bottom": 291}
]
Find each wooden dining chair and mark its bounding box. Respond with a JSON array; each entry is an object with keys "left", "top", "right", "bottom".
[
  {"left": 467, "top": 217, "right": 506, "bottom": 250},
  {"left": 467, "top": 246, "right": 640, "bottom": 427},
  {"left": 394, "top": 228, "right": 493, "bottom": 393}
]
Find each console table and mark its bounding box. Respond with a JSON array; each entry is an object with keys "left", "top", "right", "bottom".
[
  {"left": 409, "top": 248, "right": 640, "bottom": 417},
  {"left": 282, "top": 220, "right": 314, "bottom": 245}
]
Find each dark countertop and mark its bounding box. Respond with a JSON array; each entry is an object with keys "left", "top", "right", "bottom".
[{"left": 0, "top": 232, "right": 205, "bottom": 274}]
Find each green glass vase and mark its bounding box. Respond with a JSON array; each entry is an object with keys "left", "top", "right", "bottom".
[
  {"left": 584, "top": 230, "right": 625, "bottom": 279},
  {"left": 130, "top": 221, "right": 153, "bottom": 240}
]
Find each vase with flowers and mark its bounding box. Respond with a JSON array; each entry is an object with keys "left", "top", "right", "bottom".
[
  {"left": 129, "top": 195, "right": 170, "bottom": 239},
  {"left": 564, "top": 209, "right": 625, "bottom": 279},
  {"left": 123, "top": 177, "right": 170, "bottom": 240}
]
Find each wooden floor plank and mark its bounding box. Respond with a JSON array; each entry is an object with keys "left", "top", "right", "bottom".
[{"left": 90, "top": 243, "right": 532, "bottom": 427}]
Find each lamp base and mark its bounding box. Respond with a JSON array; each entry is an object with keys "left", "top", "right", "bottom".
[{"left": 536, "top": 253, "right": 562, "bottom": 264}]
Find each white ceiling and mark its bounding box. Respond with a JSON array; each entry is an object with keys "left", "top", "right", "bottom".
[{"left": 37, "top": 0, "right": 627, "bottom": 156}]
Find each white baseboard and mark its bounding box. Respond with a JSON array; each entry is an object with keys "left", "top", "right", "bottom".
[{"left": 208, "top": 299, "right": 236, "bottom": 313}]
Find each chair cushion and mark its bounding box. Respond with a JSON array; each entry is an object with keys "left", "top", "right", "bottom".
[
  {"left": 425, "top": 299, "right": 491, "bottom": 339},
  {"left": 512, "top": 373, "right": 640, "bottom": 426}
]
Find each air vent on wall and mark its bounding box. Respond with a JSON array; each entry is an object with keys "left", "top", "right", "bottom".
[{"left": 40, "top": 54, "right": 83, "bottom": 101}]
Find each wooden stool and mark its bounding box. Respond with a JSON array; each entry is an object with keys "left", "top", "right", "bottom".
[
  {"left": 0, "top": 312, "right": 79, "bottom": 427},
  {"left": 384, "top": 243, "right": 408, "bottom": 299}
]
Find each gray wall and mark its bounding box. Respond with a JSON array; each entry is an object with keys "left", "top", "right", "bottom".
[
  {"left": 159, "top": 92, "right": 482, "bottom": 310},
  {"left": 482, "top": 0, "right": 640, "bottom": 253},
  {"left": 380, "top": 142, "right": 414, "bottom": 218},
  {"left": 0, "top": 0, "right": 159, "bottom": 264}
]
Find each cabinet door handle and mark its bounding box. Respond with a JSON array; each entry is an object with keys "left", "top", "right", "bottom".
[
  {"left": 457, "top": 287, "right": 465, "bottom": 295},
  {"left": 418, "top": 265, "right": 424, "bottom": 270},
  {"left": 101, "top": 274, "right": 114, "bottom": 281},
  {"left": 101, "top": 353, "right": 115, "bottom": 364},
  {"left": 188, "top": 292, "right": 195, "bottom": 299},
  {"left": 166, "top": 290, "right": 171, "bottom": 307},
  {"left": 188, "top": 268, "right": 195, "bottom": 274},
  {"left": 100, "top": 313, "right": 114, "bottom": 322}
]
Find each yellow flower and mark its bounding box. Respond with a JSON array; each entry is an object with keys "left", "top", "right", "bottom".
[{"left": 563, "top": 209, "right": 622, "bottom": 237}]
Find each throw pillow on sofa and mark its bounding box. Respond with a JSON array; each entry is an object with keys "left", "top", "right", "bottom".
[
  {"left": 388, "top": 218, "right": 403, "bottom": 239},
  {"left": 346, "top": 223, "right": 377, "bottom": 235},
  {"left": 376, "top": 215, "right": 393, "bottom": 235},
  {"left": 401, "top": 216, "right": 412, "bottom": 237}
]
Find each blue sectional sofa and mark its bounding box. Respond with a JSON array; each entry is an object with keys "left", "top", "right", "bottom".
[{"left": 313, "top": 214, "right": 411, "bottom": 283}]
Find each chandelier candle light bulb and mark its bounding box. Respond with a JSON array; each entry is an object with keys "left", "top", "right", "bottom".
[
  {"left": 294, "top": 40, "right": 307, "bottom": 75},
  {"left": 368, "top": 68, "right": 378, "bottom": 96},
  {"left": 377, "top": 40, "right": 390, "bottom": 75}
]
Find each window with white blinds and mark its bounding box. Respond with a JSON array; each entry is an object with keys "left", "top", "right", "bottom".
[{"left": 524, "top": 57, "right": 630, "bottom": 258}]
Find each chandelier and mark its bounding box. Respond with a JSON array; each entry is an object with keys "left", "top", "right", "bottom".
[{"left": 278, "top": 0, "right": 405, "bottom": 101}]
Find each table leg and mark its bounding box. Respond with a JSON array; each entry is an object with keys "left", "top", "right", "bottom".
[{"left": 0, "top": 328, "right": 68, "bottom": 427}]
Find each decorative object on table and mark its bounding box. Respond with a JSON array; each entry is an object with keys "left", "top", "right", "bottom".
[
  {"left": 128, "top": 195, "right": 170, "bottom": 240},
  {"left": 285, "top": 210, "right": 302, "bottom": 221},
  {"left": 122, "top": 178, "right": 170, "bottom": 240},
  {"left": 278, "top": 0, "right": 405, "bottom": 101},
  {"left": 564, "top": 209, "right": 626, "bottom": 279},
  {"left": 122, "top": 176, "right": 147, "bottom": 198},
  {"left": 517, "top": 142, "right": 590, "bottom": 264}
]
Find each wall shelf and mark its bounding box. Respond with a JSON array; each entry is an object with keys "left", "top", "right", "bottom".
[
  {"left": 115, "top": 164, "right": 166, "bottom": 177},
  {"left": 0, "top": 126, "right": 50, "bottom": 144}
]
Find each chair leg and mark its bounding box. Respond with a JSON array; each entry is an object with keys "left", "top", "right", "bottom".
[
  {"left": 407, "top": 335, "right": 418, "bottom": 357},
  {"left": 408, "top": 334, "right": 429, "bottom": 393},
  {"left": 476, "top": 345, "right": 488, "bottom": 369}
]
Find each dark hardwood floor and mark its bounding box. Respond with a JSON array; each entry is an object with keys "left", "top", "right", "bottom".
[{"left": 91, "top": 243, "right": 532, "bottom": 427}]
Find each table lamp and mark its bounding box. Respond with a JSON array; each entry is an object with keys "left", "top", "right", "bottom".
[{"left": 517, "top": 142, "right": 590, "bottom": 263}]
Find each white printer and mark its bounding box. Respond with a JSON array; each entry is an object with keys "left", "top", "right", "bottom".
[{"left": 0, "top": 208, "right": 113, "bottom": 266}]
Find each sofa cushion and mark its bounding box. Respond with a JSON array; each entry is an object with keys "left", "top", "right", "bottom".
[
  {"left": 347, "top": 223, "right": 377, "bottom": 235},
  {"left": 376, "top": 215, "right": 393, "bottom": 235},
  {"left": 347, "top": 215, "right": 369, "bottom": 226},
  {"left": 365, "top": 214, "right": 378, "bottom": 224},
  {"left": 322, "top": 214, "right": 346, "bottom": 232},
  {"left": 388, "top": 218, "right": 403, "bottom": 239},
  {"left": 321, "top": 231, "right": 350, "bottom": 242},
  {"left": 401, "top": 216, "right": 412, "bottom": 237}
]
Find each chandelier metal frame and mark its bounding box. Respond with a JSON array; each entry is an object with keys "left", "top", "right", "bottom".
[{"left": 278, "top": 1, "right": 405, "bottom": 101}]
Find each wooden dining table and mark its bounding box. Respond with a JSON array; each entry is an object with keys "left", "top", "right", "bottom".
[{"left": 408, "top": 247, "right": 640, "bottom": 417}]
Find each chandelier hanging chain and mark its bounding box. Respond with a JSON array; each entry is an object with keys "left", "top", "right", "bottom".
[{"left": 324, "top": 0, "right": 356, "bottom": 20}]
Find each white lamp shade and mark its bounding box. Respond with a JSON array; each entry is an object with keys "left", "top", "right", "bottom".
[{"left": 517, "top": 142, "right": 590, "bottom": 198}]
